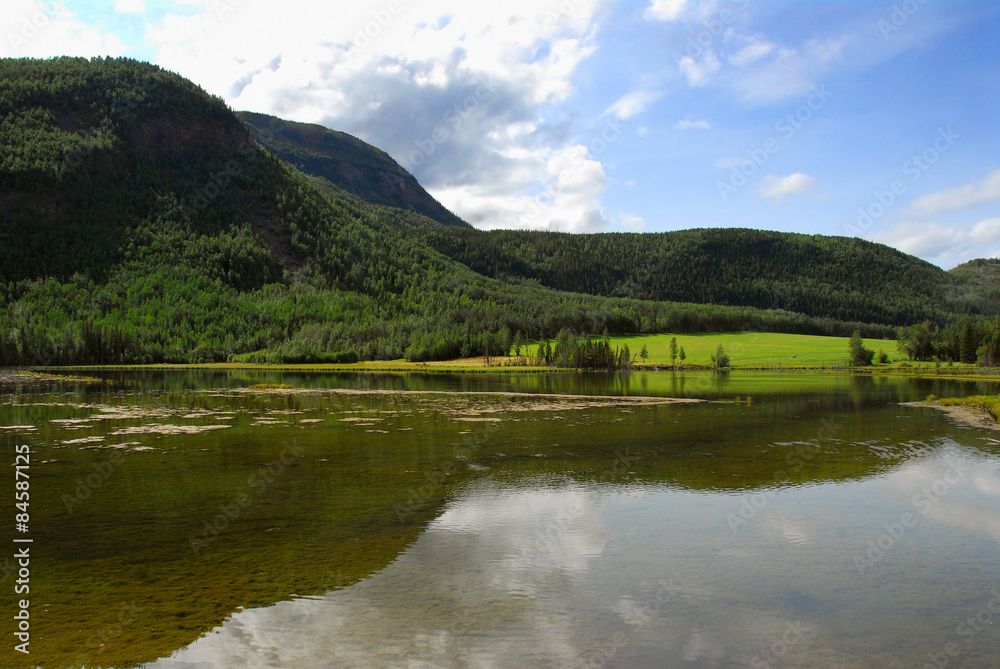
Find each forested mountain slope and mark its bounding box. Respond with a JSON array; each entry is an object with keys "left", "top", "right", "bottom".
[
  {"left": 418, "top": 227, "right": 972, "bottom": 326},
  {"left": 236, "top": 111, "right": 467, "bottom": 228},
  {"left": 948, "top": 258, "right": 1000, "bottom": 315},
  {"left": 244, "top": 114, "right": 990, "bottom": 326},
  {"left": 1, "top": 56, "right": 889, "bottom": 365}
]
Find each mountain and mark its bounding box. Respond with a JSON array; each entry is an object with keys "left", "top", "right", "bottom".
[
  {"left": 6, "top": 56, "right": 888, "bottom": 366},
  {"left": 245, "top": 116, "right": 992, "bottom": 327},
  {"left": 236, "top": 111, "right": 467, "bottom": 228}
]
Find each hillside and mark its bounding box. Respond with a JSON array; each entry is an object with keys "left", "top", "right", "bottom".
[
  {"left": 2, "top": 56, "right": 895, "bottom": 366},
  {"left": 948, "top": 258, "right": 1000, "bottom": 314},
  {"left": 242, "top": 115, "right": 991, "bottom": 326},
  {"left": 419, "top": 227, "right": 966, "bottom": 326},
  {"left": 236, "top": 111, "right": 467, "bottom": 228}
]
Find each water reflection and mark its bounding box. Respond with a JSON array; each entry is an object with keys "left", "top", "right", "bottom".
[
  {"left": 4, "top": 372, "right": 999, "bottom": 667},
  {"left": 148, "top": 484, "right": 615, "bottom": 668},
  {"left": 146, "top": 440, "right": 1000, "bottom": 669},
  {"left": 49, "top": 367, "right": 997, "bottom": 402},
  {"left": 889, "top": 443, "right": 1000, "bottom": 544},
  {"left": 432, "top": 484, "right": 609, "bottom": 593}
]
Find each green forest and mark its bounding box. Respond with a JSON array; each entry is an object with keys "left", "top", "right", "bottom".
[
  {"left": 241, "top": 112, "right": 1000, "bottom": 327},
  {"left": 0, "top": 57, "right": 997, "bottom": 366}
]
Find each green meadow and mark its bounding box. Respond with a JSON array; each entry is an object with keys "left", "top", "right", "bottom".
[
  {"left": 47, "top": 333, "right": 996, "bottom": 378},
  {"left": 532, "top": 332, "right": 901, "bottom": 368}
]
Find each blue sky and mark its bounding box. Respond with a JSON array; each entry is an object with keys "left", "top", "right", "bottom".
[{"left": 4, "top": 0, "right": 999, "bottom": 268}]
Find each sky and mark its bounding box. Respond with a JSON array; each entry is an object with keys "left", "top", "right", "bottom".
[{"left": 3, "top": 0, "right": 999, "bottom": 269}]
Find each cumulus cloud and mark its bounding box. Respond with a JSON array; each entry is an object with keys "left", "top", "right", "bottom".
[
  {"left": 759, "top": 173, "right": 817, "bottom": 200},
  {"left": 905, "top": 169, "right": 1000, "bottom": 217},
  {"left": 0, "top": 0, "right": 126, "bottom": 58},
  {"left": 872, "top": 218, "right": 1000, "bottom": 267},
  {"left": 679, "top": 49, "right": 721, "bottom": 87},
  {"left": 644, "top": 0, "right": 688, "bottom": 21},
  {"left": 435, "top": 143, "right": 610, "bottom": 233}
]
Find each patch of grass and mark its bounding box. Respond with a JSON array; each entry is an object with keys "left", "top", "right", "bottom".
[
  {"left": 24, "top": 371, "right": 113, "bottom": 385},
  {"left": 248, "top": 383, "right": 294, "bottom": 389},
  {"left": 935, "top": 395, "right": 1000, "bottom": 422}
]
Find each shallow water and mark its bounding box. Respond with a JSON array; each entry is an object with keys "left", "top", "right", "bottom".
[{"left": 0, "top": 371, "right": 998, "bottom": 668}]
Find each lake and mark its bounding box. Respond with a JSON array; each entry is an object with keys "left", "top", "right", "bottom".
[{"left": 1, "top": 370, "right": 998, "bottom": 668}]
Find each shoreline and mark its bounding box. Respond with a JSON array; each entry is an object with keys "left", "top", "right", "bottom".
[
  {"left": 7, "top": 361, "right": 1000, "bottom": 382},
  {"left": 905, "top": 401, "right": 1000, "bottom": 432}
]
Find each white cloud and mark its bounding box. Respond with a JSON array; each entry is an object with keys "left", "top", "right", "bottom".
[
  {"left": 759, "top": 173, "right": 817, "bottom": 200},
  {"left": 644, "top": 0, "right": 688, "bottom": 21},
  {"left": 114, "top": 0, "right": 146, "bottom": 13},
  {"left": 0, "top": 0, "right": 127, "bottom": 58},
  {"left": 727, "top": 45, "right": 815, "bottom": 104},
  {"left": 674, "top": 118, "right": 711, "bottom": 131},
  {"left": 707, "top": 11, "right": 967, "bottom": 106},
  {"left": 877, "top": 222, "right": 958, "bottom": 258},
  {"left": 906, "top": 169, "right": 1000, "bottom": 217},
  {"left": 728, "top": 38, "right": 776, "bottom": 68},
  {"left": 604, "top": 89, "right": 662, "bottom": 120},
  {"left": 648, "top": 10, "right": 827, "bottom": 102},
  {"left": 971, "top": 217, "right": 1000, "bottom": 245},
  {"left": 662, "top": 18, "right": 892, "bottom": 105},
  {"left": 808, "top": 36, "right": 849, "bottom": 63},
  {"left": 872, "top": 218, "right": 1000, "bottom": 267},
  {"left": 679, "top": 49, "right": 721, "bottom": 87},
  {"left": 431, "top": 143, "right": 610, "bottom": 233},
  {"left": 619, "top": 212, "right": 646, "bottom": 232}
]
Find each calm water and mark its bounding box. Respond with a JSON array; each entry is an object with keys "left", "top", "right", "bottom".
[{"left": 1, "top": 370, "right": 998, "bottom": 668}]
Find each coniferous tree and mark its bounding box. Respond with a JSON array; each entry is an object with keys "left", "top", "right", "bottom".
[
  {"left": 848, "top": 330, "right": 875, "bottom": 366},
  {"left": 711, "top": 344, "right": 730, "bottom": 369}
]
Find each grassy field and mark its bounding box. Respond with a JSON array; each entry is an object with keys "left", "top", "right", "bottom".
[
  {"left": 529, "top": 332, "right": 900, "bottom": 367},
  {"left": 35, "top": 332, "right": 1000, "bottom": 378}
]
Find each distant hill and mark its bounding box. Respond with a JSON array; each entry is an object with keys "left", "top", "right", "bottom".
[
  {"left": 948, "top": 258, "right": 1000, "bottom": 314},
  {"left": 236, "top": 111, "right": 467, "bottom": 228},
  {"left": 240, "top": 116, "right": 993, "bottom": 328},
  {"left": 416, "top": 226, "right": 985, "bottom": 326}
]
